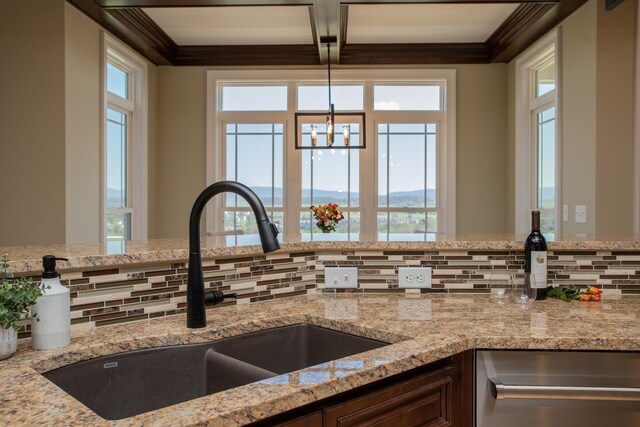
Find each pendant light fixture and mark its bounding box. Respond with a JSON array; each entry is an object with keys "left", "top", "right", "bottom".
[
  {"left": 294, "top": 36, "right": 366, "bottom": 150},
  {"left": 325, "top": 38, "right": 335, "bottom": 145}
]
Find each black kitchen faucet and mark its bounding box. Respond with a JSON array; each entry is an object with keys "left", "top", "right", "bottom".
[{"left": 186, "top": 181, "right": 280, "bottom": 328}]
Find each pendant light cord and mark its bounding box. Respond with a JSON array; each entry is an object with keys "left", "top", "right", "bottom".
[{"left": 327, "top": 42, "right": 332, "bottom": 108}]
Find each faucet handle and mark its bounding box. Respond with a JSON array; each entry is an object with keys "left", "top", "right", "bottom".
[
  {"left": 204, "top": 290, "right": 238, "bottom": 306},
  {"left": 269, "top": 222, "right": 279, "bottom": 237}
]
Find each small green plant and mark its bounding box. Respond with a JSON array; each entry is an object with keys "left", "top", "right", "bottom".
[{"left": 0, "top": 253, "right": 44, "bottom": 332}]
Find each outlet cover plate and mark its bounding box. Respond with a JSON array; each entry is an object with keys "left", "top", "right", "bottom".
[
  {"left": 324, "top": 267, "right": 358, "bottom": 288},
  {"left": 575, "top": 205, "right": 587, "bottom": 224},
  {"left": 398, "top": 267, "right": 432, "bottom": 288}
]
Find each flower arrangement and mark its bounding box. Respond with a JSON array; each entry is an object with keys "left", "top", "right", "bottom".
[{"left": 309, "top": 203, "right": 345, "bottom": 233}]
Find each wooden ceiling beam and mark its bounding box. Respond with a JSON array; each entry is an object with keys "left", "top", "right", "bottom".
[
  {"left": 340, "top": 43, "right": 490, "bottom": 64},
  {"left": 96, "top": 0, "right": 313, "bottom": 7},
  {"left": 67, "top": 0, "right": 173, "bottom": 64},
  {"left": 107, "top": 8, "right": 177, "bottom": 60},
  {"left": 173, "top": 44, "right": 321, "bottom": 66},
  {"left": 487, "top": 0, "right": 589, "bottom": 62},
  {"left": 95, "top": 0, "right": 556, "bottom": 6}
]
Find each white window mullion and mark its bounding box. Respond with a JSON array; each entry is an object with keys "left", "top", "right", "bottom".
[{"left": 285, "top": 81, "right": 301, "bottom": 242}]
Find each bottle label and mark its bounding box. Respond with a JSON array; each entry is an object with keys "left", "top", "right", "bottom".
[{"left": 530, "top": 251, "right": 548, "bottom": 289}]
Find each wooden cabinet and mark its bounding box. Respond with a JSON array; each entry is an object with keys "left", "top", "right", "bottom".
[
  {"left": 323, "top": 364, "right": 457, "bottom": 426},
  {"left": 275, "top": 411, "right": 324, "bottom": 427},
  {"left": 254, "top": 351, "right": 472, "bottom": 427}
]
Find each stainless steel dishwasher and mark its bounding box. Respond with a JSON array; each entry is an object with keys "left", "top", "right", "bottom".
[{"left": 476, "top": 350, "right": 640, "bottom": 426}]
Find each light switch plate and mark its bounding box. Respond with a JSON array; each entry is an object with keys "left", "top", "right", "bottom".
[
  {"left": 563, "top": 204, "right": 568, "bottom": 222},
  {"left": 324, "top": 267, "right": 358, "bottom": 288},
  {"left": 398, "top": 267, "right": 432, "bottom": 288},
  {"left": 575, "top": 205, "right": 587, "bottom": 224}
]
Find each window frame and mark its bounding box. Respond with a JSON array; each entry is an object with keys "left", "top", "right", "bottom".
[
  {"left": 515, "top": 30, "right": 562, "bottom": 237},
  {"left": 375, "top": 119, "right": 443, "bottom": 241},
  {"left": 101, "top": 33, "right": 148, "bottom": 244},
  {"left": 206, "top": 69, "right": 456, "bottom": 244},
  {"left": 222, "top": 121, "right": 285, "bottom": 245}
]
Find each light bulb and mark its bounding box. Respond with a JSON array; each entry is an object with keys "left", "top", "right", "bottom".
[
  {"left": 326, "top": 116, "right": 333, "bottom": 146},
  {"left": 311, "top": 125, "right": 317, "bottom": 147},
  {"left": 342, "top": 125, "right": 350, "bottom": 146}
]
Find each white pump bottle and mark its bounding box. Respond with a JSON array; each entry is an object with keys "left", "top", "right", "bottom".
[{"left": 31, "top": 255, "right": 70, "bottom": 350}]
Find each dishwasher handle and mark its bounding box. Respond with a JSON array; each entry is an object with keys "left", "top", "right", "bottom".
[{"left": 489, "top": 378, "right": 640, "bottom": 402}]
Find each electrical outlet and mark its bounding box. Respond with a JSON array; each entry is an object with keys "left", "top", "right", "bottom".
[
  {"left": 575, "top": 205, "right": 587, "bottom": 224},
  {"left": 324, "top": 267, "right": 358, "bottom": 288},
  {"left": 398, "top": 267, "right": 432, "bottom": 288}
]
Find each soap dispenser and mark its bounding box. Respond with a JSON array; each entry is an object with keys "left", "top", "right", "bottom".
[{"left": 31, "top": 255, "right": 70, "bottom": 350}]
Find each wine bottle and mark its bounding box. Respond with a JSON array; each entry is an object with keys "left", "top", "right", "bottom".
[{"left": 524, "top": 210, "right": 547, "bottom": 300}]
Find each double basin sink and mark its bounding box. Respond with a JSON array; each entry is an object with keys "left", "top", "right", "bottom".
[{"left": 43, "top": 324, "right": 389, "bottom": 420}]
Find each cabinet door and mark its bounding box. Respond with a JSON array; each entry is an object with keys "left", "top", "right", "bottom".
[
  {"left": 323, "top": 365, "right": 458, "bottom": 427},
  {"left": 275, "top": 411, "right": 323, "bottom": 427}
]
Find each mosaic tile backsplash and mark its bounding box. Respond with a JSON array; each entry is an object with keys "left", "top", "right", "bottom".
[{"left": 15, "top": 249, "right": 640, "bottom": 338}]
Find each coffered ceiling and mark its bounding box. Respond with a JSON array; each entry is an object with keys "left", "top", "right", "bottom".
[{"left": 67, "top": 0, "right": 589, "bottom": 66}]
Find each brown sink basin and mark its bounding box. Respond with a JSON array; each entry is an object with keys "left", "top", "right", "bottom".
[{"left": 43, "top": 324, "right": 388, "bottom": 420}]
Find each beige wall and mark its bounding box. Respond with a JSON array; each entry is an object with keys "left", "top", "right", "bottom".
[
  {"left": 4, "top": 0, "right": 636, "bottom": 244},
  {"left": 455, "top": 64, "right": 509, "bottom": 234},
  {"left": 561, "top": 0, "right": 597, "bottom": 236},
  {"left": 506, "top": 0, "right": 637, "bottom": 237},
  {"left": 154, "top": 67, "right": 207, "bottom": 238},
  {"left": 596, "top": 0, "right": 636, "bottom": 235},
  {"left": 148, "top": 66, "right": 159, "bottom": 239},
  {"left": 1, "top": 2, "right": 158, "bottom": 247},
  {"left": 152, "top": 64, "right": 510, "bottom": 237},
  {"left": 0, "top": 0, "right": 67, "bottom": 246},
  {"left": 64, "top": 3, "right": 102, "bottom": 244}
]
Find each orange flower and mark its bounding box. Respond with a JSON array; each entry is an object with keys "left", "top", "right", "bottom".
[
  {"left": 588, "top": 286, "right": 602, "bottom": 295},
  {"left": 580, "top": 294, "right": 591, "bottom": 301}
]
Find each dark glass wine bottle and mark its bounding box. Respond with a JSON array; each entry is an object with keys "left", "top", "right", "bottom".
[{"left": 524, "top": 210, "right": 548, "bottom": 300}]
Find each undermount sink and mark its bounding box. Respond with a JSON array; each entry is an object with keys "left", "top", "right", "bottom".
[{"left": 42, "top": 324, "right": 389, "bottom": 420}]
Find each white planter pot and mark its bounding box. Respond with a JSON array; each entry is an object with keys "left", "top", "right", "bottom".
[{"left": 0, "top": 327, "right": 18, "bottom": 360}]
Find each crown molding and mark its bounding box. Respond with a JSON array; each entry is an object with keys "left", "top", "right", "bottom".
[{"left": 68, "top": 0, "right": 585, "bottom": 66}]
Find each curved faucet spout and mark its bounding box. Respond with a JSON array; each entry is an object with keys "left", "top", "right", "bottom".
[{"left": 187, "top": 181, "right": 280, "bottom": 328}]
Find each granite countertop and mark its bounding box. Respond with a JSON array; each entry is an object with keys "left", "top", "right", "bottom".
[
  {"left": 4, "top": 235, "right": 640, "bottom": 273},
  {"left": 2, "top": 292, "right": 639, "bottom": 426}
]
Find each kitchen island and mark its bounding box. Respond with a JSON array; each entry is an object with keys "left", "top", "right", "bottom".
[
  {"left": 1, "top": 291, "right": 639, "bottom": 426},
  {"left": 1, "top": 238, "right": 639, "bottom": 425}
]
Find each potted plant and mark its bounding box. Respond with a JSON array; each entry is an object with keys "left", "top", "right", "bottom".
[
  {"left": 309, "top": 203, "right": 345, "bottom": 233},
  {"left": 0, "top": 253, "right": 44, "bottom": 359}
]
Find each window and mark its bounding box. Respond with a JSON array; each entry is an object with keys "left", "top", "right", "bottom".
[
  {"left": 103, "top": 34, "right": 148, "bottom": 249},
  {"left": 224, "top": 123, "right": 284, "bottom": 245},
  {"left": 515, "top": 31, "right": 560, "bottom": 238},
  {"left": 374, "top": 85, "right": 441, "bottom": 111},
  {"left": 536, "top": 107, "right": 556, "bottom": 234},
  {"left": 301, "top": 144, "right": 360, "bottom": 241},
  {"left": 377, "top": 123, "right": 439, "bottom": 241},
  {"left": 222, "top": 86, "right": 287, "bottom": 111},
  {"left": 207, "top": 69, "right": 456, "bottom": 244},
  {"left": 297, "top": 85, "right": 364, "bottom": 111}
]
